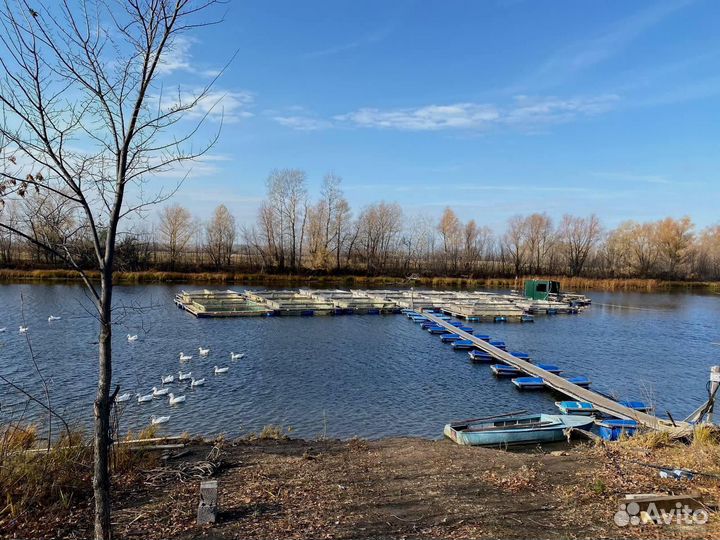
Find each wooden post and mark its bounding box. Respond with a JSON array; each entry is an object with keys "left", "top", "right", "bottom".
[
  {"left": 197, "top": 480, "right": 218, "bottom": 525},
  {"left": 709, "top": 366, "right": 720, "bottom": 423}
]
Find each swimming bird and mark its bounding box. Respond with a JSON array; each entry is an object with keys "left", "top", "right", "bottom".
[
  {"left": 161, "top": 374, "right": 174, "bottom": 384},
  {"left": 152, "top": 386, "right": 169, "bottom": 397},
  {"left": 19, "top": 326, "right": 28, "bottom": 334},
  {"left": 214, "top": 365, "right": 229, "bottom": 374},
  {"left": 190, "top": 377, "right": 205, "bottom": 387},
  {"left": 179, "top": 352, "right": 192, "bottom": 361},
  {"left": 48, "top": 315, "right": 61, "bottom": 322},
  {"left": 230, "top": 352, "right": 244, "bottom": 360},
  {"left": 116, "top": 392, "right": 131, "bottom": 402},
  {"left": 0, "top": 327, "right": 6, "bottom": 333},
  {"left": 198, "top": 347, "right": 210, "bottom": 357},
  {"left": 137, "top": 393, "right": 153, "bottom": 403},
  {"left": 168, "top": 393, "right": 186, "bottom": 405},
  {"left": 151, "top": 415, "right": 170, "bottom": 425},
  {"left": 178, "top": 370, "right": 192, "bottom": 381},
  {"left": 127, "top": 334, "right": 138, "bottom": 342}
]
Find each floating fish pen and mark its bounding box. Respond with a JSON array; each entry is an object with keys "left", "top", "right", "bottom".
[
  {"left": 175, "top": 287, "right": 589, "bottom": 320},
  {"left": 442, "top": 299, "right": 526, "bottom": 321},
  {"left": 301, "top": 289, "right": 400, "bottom": 314},
  {"left": 174, "top": 290, "right": 272, "bottom": 317},
  {"left": 244, "top": 290, "right": 336, "bottom": 316}
]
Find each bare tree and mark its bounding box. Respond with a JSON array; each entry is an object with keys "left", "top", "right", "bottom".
[
  {"left": 525, "top": 213, "right": 554, "bottom": 274},
  {"left": 655, "top": 216, "right": 694, "bottom": 278},
  {"left": 502, "top": 215, "right": 529, "bottom": 276},
  {"left": 355, "top": 202, "right": 403, "bottom": 274},
  {"left": 0, "top": 2, "right": 223, "bottom": 538},
  {"left": 462, "top": 219, "right": 493, "bottom": 276},
  {"left": 437, "top": 207, "right": 462, "bottom": 274},
  {"left": 558, "top": 214, "right": 601, "bottom": 276},
  {"left": 205, "top": 203, "right": 236, "bottom": 269},
  {"left": 157, "top": 204, "right": 194, "bottom": 270},
  {"left": 0, "top": 197, "right": 18, "bottom": 264}
]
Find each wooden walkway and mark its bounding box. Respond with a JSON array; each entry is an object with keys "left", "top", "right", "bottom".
[{"left": 421, "top": 311, "right": 689, "bottom": 434}]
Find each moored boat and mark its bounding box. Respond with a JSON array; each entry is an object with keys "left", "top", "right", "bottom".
[
  {"left": 618, "top": 400, "right": 653, "bottom": 413},
  {"left": 511, "top": 376, "right": 545, "bottom": 390},
  {"left": 440, "top": 334, "right": 461, "bottom": 343},
  {"left": 490, "top": 364, "right": 520, "bottom": 377},
  {"left": 452, "top": 339, "right": 475, "bottom": 350},
  {"left": 535, "top": 363, "right": 562, "bottom": 374},
  {"left": 444, "top": 413, "right": 595, "bottom": 447},
  {"left": 596, "top": 419, "right": 638, "bottom": 441},
  {"left": 489, "top": 340, "right": 506, "bottom": 350},
  {"left": 468, "top": 350, "right": 493, "bottom": 362},
  {"left": 555, "top": 400, "right": 598, "bottom": 415},
  {"left": 509, "top": 351, "right": 530, "bottom": 361},
  {"left": 563, "top": 375, "right": 591, "bottom": 387},
  {"left": 428, "top": 326, "right": 450, "bottom": 334}
]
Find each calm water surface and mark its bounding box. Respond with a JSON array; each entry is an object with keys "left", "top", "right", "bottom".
[{"left": 0, "top": 283, "right": 719, "bottom": 439}]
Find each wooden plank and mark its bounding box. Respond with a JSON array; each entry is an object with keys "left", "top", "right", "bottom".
[{"left": 420, "top": 311, "right": 688, "bottom": 434}]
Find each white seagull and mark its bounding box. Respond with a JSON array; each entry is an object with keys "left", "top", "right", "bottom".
[
  {"left": 151, "top": 415, "right": 170, "bottom": 425},
  {"left": 0, "top": 327, "right": 6, "bottom": 333},
  {"left": 137, "top": 393, "right": 153, "bottom": 403},
  {"left": 161, "top": 375, "right": 175, "bottom": 384},
  {"left": 178, "top": 370, "right": 192, "bottom": 381},
  {"left": 230, "top": 352, "right": 244, "bottom": 360},
  {"left": 198, "top": 347, "right": 210, "bottom": 357},
  {"left": 19, "top": 326, "right": 28, "bottom": 334},
  {"left": 48, "top": 315, "right": 61, "bottom": 322},
  {"left": 214, "top": 365, "right": 229, "bottom": 374},
  {"left": 179, "top": 352, "right": 192, "bottom": 361},
  {"left": 168, "top": 393, "right": 186, "bottom": 405},
  {"left": 152, "top": 386, "right": 169, "bottom": 397},
  {"left": 190, "top": 377, "right": 205, "bottom": 387},
  {"left": 127, "top": 334, "right": 138, "bottom": 342}
]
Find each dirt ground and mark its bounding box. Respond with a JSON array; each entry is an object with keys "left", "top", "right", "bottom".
[{"left": 5, "top": 436, "right": 720, "bottom": 539}]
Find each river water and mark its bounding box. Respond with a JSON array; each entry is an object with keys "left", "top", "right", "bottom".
[{"left": 0, "top": 283, "right": 718, "bottom": 439}]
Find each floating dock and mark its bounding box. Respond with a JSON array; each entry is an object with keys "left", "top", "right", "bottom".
[
  {"left": 175, "top": 288, "right": 586, "bottom": 320},
  {"left": 419, "top": 311, "right": 688, "bottom": 434},
  {"left": 174, "top": 290, "right": 272, "bottom": 317}
]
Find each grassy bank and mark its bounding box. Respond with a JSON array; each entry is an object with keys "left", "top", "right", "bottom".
[
  {"left": 1, "top": 268, "right": 720, "bottom": 292},
  {"left": 4, "top": 429, "right": 720, "bottom": 539}
]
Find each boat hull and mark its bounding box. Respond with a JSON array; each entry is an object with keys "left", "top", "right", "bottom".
[{"left": 444, "top": 414, "right": 594, "bottom": 447}]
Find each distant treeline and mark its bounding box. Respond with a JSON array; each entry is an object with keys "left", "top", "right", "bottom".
[{"left": 1, "top": 168, "right": 718, "bottom": 281}]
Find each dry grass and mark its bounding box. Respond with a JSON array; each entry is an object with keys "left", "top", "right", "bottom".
[
  {"left": 0, "top": 420, "right": 167, "bottom": 528},
  {"left": 0, "top": 425, "right": 92, "bottom": 522},
  {"left": 2, "top": 268, "right": 720, "bottom": 292},
  {"left": 692, "top": 424, "right": 720, "bottom": 447},
  {"left": 252, "top": 424, "right": 292, "bottom": 440}
]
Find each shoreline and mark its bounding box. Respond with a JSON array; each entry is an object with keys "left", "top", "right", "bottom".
[
  {"left": 6, "top": 434, "right": 720, "bottom": 539},
  {"left": 1, "top": 268, "right": 719, "bottom": 292}
]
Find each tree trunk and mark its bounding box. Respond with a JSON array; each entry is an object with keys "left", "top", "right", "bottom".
[{"left": 93, "top": 269, "right": 113, "bottom": 540}]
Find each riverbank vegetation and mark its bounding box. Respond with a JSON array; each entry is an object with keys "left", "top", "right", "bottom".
[
  {"left": 3, "top": 430, "right": 719, "bottom": 539},
  {"left": 2, "top": 171, "right": 717, "bottom": 283},
  {"left": 2, "top": 267, "right": 720, "bottom": 293}
]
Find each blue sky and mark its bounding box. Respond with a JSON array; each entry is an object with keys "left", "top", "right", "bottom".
[{"left": 158, "top": 0, "right": 720, "bottom": 231}]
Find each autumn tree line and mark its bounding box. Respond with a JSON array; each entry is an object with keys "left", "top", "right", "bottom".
[{"left": 1, "top": 168, "right": 719, "bottom": 281}]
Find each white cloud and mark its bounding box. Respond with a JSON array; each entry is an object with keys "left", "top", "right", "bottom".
[
  {"left": 272, "top": 115, "right": 333, "bottom": 131},
  {"left": 157, "top": 36, "right": 195, "bottom": 75},
  {"left": 158, "top": 88, "right": 255, "bottom": 123},
  {"left": 157, "top": 36, "right": 224, "bottom": 78},
  {"left": 334, "top": 103, "right": 501, "bottom": 131},
  {"left": 503, "top": 94, "right": 619, "bottom": 126},
  {"left": 307, "top": 94, "right": 619, "bottom": 132}
]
